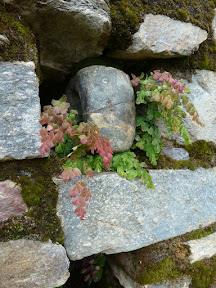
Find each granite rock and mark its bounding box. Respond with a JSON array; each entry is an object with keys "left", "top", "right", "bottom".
[
  {"left": 0, "top": 180, "right": 27, "bottom": 221},
  {"left": 0, "top": 61, "right": 42, "bottom": 160},
  {"left": 109, "top": 14, "right": 207, "bottom": 59},
  {"left": 0, "top": 239, "right": 70, "bottom": 288},
  {"left": 55, "top": 168, "right": 216, "bottom": 260},
  {"left": 66, "top": 65, "right": 136, "bottom": 152}
]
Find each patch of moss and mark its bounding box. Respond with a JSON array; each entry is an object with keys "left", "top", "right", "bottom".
[
  {"left": 0, "top": 4, "right": 37, "bottom": 62},
  {"left": 0, "top": 152, "right": 64, "bottom": 244},
  {"left": 185, "top": 257, "right": 216, "bottom": 288},
  {"left": 108, "top": 0, "right": 215, "bottom": 51},
  {"left": 134, "top": 140, "right": 216, "bottom": 170},
  {"left": 139, "top": 256, "right": 181, "bottom": 284}
]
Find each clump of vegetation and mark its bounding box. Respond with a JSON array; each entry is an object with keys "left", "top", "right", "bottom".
[
  {"left": 0, "top": 153, "right": 64, "bottom": 243},
  {"left": 0, "top": 4, "right": 37, "bottom": 62}
]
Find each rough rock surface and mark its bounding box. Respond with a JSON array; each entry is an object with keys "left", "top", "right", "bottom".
[
  {"left": 161, "top": 148, "right": 190, "bottom": 161},
  {"left": 0, "top": 180, "right": 27, "bottom": 221},
  {"left": 66, "top": 65, "right": 135, "bottom": 152},
  {"left": 55, "top": 168, "right": 216, "bottom": 260},
  {"left": 186, "top": 232, "right": 216, "bottom": 264},
  {"left": 3, "top": 0, "right": 111, "bottom": 77},
  {"left": 158, "top": 70, "right": 216, "bottom": 144},
  {"left": 109, "top": 14, "right": 208, "bottom": 59},
  {"left": 111, "top": 264, "right": 191, "bottom": 288},
  {"left": 0, "top": 239, "right": 70, "bottom": 288},
  {"left": 212, "top": 9, "right": 216, "bottom": 41},
  {"left": 0, "top": 61, "right": 42, "bottom": 160}
]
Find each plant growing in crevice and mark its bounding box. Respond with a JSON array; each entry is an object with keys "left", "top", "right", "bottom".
[
  {"left": 131, "top": 70, "right": 204, "bottom": 165},
  {"left": 40, "top": 95, "right": 113, "bottom": 220},
  {"left": 80, "top": 253, "right": 106, "bottom": 285}
]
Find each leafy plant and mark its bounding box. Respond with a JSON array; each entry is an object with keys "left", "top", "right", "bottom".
[
  {"left": 64, "top": 152, "right": 154, "bottom": 189},
  {"left": 131, "top": 70, "right": 204, "bottom": 165},
  {"left": 40, "top": 95, "right": 113, "bottom": 220},
  {"left": 80, "top": 253, "right": 106, "bottom": 285}
]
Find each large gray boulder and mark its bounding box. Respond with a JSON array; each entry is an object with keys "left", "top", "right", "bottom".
[
  {"left": 0, "top": 239, "right": 70, "bottom": 288},
  {"left": 0, "top": 62, "right": 42, "bottom": 161},
  {"left": 109, "top": 14, "right": 208, "bottom": 59},
  {"left": 55, "top": 167, "right": 216, "bottom": 260},
  {"left": 158, "top": 70, "right": 216, "bottom": 144},
  {"left": 66, "top": 65, "right": 136, "bottom": 152},
  {"left": 3, "top": 0, "right": 111, "bottom": 77}
]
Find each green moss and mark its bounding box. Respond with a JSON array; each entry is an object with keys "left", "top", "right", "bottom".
[
  {"left": 108, "top": 0, "right": 215, "bottom": 51},
  {"left": 134, "top": 140, "right": 216, "bottom": 170},
  {"left": 0, "top": 152, "right": 64, "bottom": 243},
  {"left": 139, "top": 256, "right": 181, "bottom": 285},
  {"left": 185, "top": 257, "right": 216, "bottom": 288},
  {"left": 0, "top": 4, "right": 37, "bottom": 62}
]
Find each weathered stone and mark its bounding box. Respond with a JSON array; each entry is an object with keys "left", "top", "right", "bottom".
[
  {"left": 3, "top": 0, "right": 111, "bottom": 79},
  {"left": 0, "top": 180, "right": 27, "bottom": 221},
  {"left": 161, "top": 148, "right": 190, "bottom": 161},
  {"left": 212, "top": 9, "right": 216, "bottom": 41},
  {"left": 0, "top": 34, "right": 10, "bottom": 48},
  {"left": 55, "top": 167, "right": 216, "bottom": 260},
  {"left": 0, "top": 61, "right": 42, "bottom": 160},
  {"left": 0, "top": 239, "right": 70, "bottom": 288},
  {"left": 111, "top": 264, "right": 191, "bottom": 288},
  {"left": 158, "top": 70, "right": 216, "bottom": 144},
  {"left": 109, "top": 14, "right": 207, "bottom": 60},
  {"left": 66, "top": 65, "right": 136, "bottom": 152},
  {"left": 186, "top": 232, "right": 216, "bottom": 264}
]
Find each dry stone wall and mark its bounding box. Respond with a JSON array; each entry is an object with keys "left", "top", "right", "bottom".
[{"left": 0, "top": 1, "right": 216, "bottom": 287}]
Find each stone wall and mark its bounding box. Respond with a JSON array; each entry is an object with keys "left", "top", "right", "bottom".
[{"left": 0, "top": 1, "right": 216, "bottom": 287}]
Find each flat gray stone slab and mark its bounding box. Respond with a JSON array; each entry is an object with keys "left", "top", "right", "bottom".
[
  {"left": 55, "top": 168, "right": 216, "bottom": 260},
  {"left": 0, "top": 180, "right": 27, "bottom": 221},
  {"left": 0, "top": 239, "right": 70, "bottom": 288},
  {"left": 0, "top": 62, "right": 42, "bottom": 160}
]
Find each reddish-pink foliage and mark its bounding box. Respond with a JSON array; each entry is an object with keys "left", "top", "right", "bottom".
[{"left": 40, "top": 95, "right": 113, "bottom": 220}]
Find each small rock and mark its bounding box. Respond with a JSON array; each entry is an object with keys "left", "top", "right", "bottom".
[
  {"left": 0, "top": 35, "right": 10, "bottom": 48},
  {"left": 186, "top": 232, "right": 216, "bottom": 263},
  {"left": 161, "top": 147, "right": 190, "bottom": 161},
  {"left": 0, "top": 180, "right": 27, "bottom": 221},
  {"left": 109, "top": 14, "right": 207, "bottom": 59},
  {"left": 66, "top": 65, "right": 136, "bottom": 152}
]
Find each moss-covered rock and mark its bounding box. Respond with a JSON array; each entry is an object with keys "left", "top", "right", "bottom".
[
  {"left": 0, "top": 152, "right": 64, "bottom": 244},
  {"left": 108, "top": 0, "right": 216, "bottom": 72},
  {"left": 134, "top": 140, "right": 216, "bottom": 170},
  {"left": 108, "top": 0, "right": 215, "bottom": 51},
  {"left": 0, "top": 4, "right": 37, "bottom": 62},
  {"left": 111, "top": 223, "right": 216, "bottom": 287}
]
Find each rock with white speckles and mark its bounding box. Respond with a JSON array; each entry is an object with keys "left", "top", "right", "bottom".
[
  {"left": 0, "top": 61, "right": 42, "bottom": 160},
  {"left": 55, "top": 167, "right": 216, "bottom": 260},
  {"left": 66, "top": 65, "right": 136, "bottom": 152},
  {"left": 0, "top": 239, "right": 70, "bottom": 288}
]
